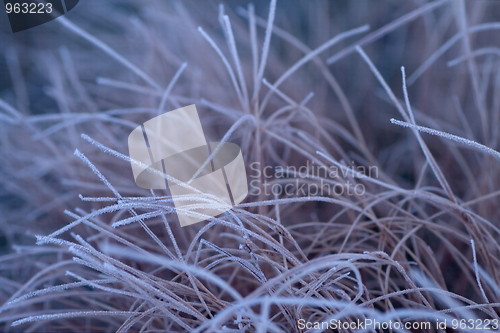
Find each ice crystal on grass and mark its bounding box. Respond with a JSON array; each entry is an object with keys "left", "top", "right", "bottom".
[{"left": 1, "top": 0, "right": 500, "bottom": 332}]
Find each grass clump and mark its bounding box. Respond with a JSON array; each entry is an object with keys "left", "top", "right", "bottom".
[{"left": 0, "top": 0, "right": 500, "bottom": 331}]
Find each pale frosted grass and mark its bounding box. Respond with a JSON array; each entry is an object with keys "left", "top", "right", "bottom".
[
  {"left": 390, "top": 118, "right": 500, "bottom": 161},
  {"left": 407, "top": 22, "right": 500, "bottom": 85},
  {"left": 447, "top": 47, "right": 500, "bottom": 68},
  {"left": 252, "top": 0, "right": 277, "bottom": 104},
  {"left": 221, "top": 12, "right": 250, "bottom": 112},
  {"left": 455, "top": 0, "right": 489, "bottom": 142},
  {"left": 357, "top": 46, "right": 457, "bottom": 203},
  {"left": 259, "top": 24, "right": 370, "bottom": 115},
  {"left": 326, "top": 0, "right": 451, "bottom": 64},
  {"left": 102, "top": 244, "right": 242, "bottom": 302},
  {"left": 12, "top": 311, "right": 143, "bottom": 327},
  {"left": 188, "top": 113, "right": 256, "bottom": 184},
  {"left": 158, "top": 62, "right": 188, "bottom": 114},
  {"left": 79, "top": 134, "right": 233, "bottom": 208},
  {"left": 237, "top": 6, "right": 373, "bottom": 162},
  {"left": 198, "top": 27, "right": 246, "bottom": 111},
  {"left": 56, "top": 16, "right": 161, "bottom": 91},
  {"left": 1, "top": 1, "right": 500, "bottom": 331}
]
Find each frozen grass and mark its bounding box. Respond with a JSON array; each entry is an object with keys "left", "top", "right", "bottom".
[{"left": 1, "top": 0, "right": 500, "bottom": 332}]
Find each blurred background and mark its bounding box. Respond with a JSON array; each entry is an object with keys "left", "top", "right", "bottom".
[{"left": 1, "top": 1, "right": 500, "bottom": 331}]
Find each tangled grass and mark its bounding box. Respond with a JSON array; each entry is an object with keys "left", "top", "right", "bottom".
[{"left": 1, "top": 0, "right": 500, "bottom": 331}]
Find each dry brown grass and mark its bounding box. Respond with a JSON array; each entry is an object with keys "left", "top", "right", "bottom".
[{"left": 0, "top": 0, "right": 500, "bottom": 332}]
